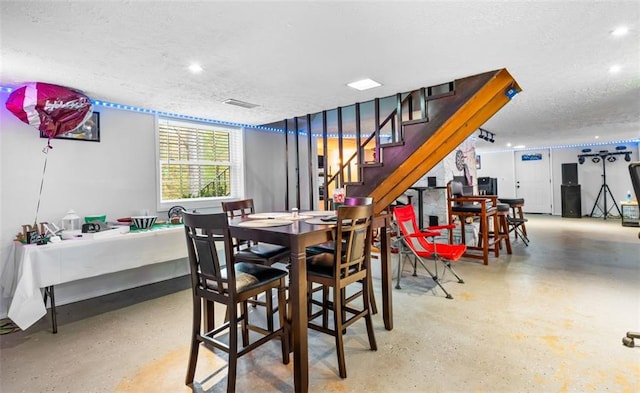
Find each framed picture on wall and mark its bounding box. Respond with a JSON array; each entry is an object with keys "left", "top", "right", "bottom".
[
  {"left": 40, "top": 112, "right": 100, "bottom": 142},
  {"left": 476, "top": 154, "right": 481, "bottom": 170}
]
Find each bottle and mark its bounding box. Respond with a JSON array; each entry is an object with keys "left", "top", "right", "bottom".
[{"left": 626, "top": 190, "right": 632, "bottom": 203}]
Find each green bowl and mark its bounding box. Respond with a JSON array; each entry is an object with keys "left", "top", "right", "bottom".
[{"left": 85, "top": 214, "right": 106, "bottom": 223}]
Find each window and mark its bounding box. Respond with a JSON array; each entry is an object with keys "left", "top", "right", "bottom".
[{"left": 157, "top": 118, "right": 244, "bottom": 210}]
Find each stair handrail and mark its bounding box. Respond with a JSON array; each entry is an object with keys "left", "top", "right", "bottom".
[{"left": 326, "top": 90, "right": 419, "bottom": 189}]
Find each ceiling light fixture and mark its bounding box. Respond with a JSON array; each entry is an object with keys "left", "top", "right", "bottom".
[
  {"left": 611, "top": 26, "right": 629, "bottom": 37},
  {"left": 609, "top": 65, "right": 622, "bottom": 73},
  {"left": 578, "top": 146, "right": 630, "bottom": 165},
  {"left": 222, "top": 98, "right": 259, "bottom": 109},
  {"left": 188, "top": 63, "right": 203, "bottom": 73},
  {"left": 347, "top": 78, "right": 382, "bottom": 91},
  {"left": 477, "top": 128, "right": 495, "bottom": 143}
]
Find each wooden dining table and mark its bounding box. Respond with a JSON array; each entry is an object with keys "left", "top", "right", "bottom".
[{"left": 228, "top": 212, "right": 393, "bottom": 393}]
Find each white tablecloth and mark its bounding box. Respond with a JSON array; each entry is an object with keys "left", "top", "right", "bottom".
[{"left": 0, "top": 225, "right": 187, "bottom": 330}]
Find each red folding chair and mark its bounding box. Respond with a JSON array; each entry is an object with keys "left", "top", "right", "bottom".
[{"left": 393, "top": 204, "right": 465, "bottom": 299}]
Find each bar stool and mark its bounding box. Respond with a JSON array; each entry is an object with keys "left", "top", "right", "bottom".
[
  {"left": 493, "top": 203, "right": 512, "bottom": 255},
  {"left": 498, "top": 198, "right": 529, "bottom": 245}
]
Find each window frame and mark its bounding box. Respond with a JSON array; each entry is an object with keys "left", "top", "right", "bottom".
[{"left": 155, "top": 116, "right": 244, "bottom": 212}]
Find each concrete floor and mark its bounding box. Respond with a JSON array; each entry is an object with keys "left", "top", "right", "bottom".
[{"left": 1, "top": 215, "right": 639, "bottom": 392}]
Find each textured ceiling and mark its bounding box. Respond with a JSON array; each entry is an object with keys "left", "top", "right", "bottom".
[{"left": 1, "top": 1, "right": 638, "bottom": 152}]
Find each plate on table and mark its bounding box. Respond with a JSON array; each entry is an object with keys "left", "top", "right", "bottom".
[
  {"left": 247, "top": 212, "right": 292, "bottom": 219},
  {"left": 305, "top": 218, "right": 336, "bottom": 225},
  {"left": 236, "top": 219, "right": 293, "bottom": 227},
  {"left": 277, "top": 214, "right": 312, "bottom": 220},
  {"left": 304, "top": 210, "right": 336, "bottom": 217},
  {"left": 305, "top": 216, "right": 338, "bottom": 225}
]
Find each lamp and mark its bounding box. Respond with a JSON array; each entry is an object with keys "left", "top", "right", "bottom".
[{"left": 592, "top": 156, "right": 601, "bottom": 163}]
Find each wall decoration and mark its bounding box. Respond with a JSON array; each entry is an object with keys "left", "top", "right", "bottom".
[
  {"left": 521, "top": 153, "right": 542, "bottom": 161},
  {"left": 40, "top": 112, "right": 100, "bottom": 142}
]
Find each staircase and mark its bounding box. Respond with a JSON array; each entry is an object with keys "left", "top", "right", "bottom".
[{"left": 331, "top": 68, "right": 521, "bottom": 215}]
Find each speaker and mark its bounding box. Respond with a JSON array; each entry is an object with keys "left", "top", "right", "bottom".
[
  {"left": 429, "top": 215, "right": 439, "bottom": 227},
  {"left": 561, "top": 184, "right": 582, "bottom": 218},
  {"left": 562, "top": 163, "right": 579, "bottom": 185},
  {"left": 478, "top": 177, "right": 498, "bottom": 195}
]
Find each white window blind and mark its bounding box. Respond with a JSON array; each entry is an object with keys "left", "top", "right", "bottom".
[{"left": 157, "top": 118, "right": 243, "bottom": 209}]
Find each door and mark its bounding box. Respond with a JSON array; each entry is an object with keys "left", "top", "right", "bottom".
[{"left": 514, "top": 149, "right": 552, "bottom": 214}]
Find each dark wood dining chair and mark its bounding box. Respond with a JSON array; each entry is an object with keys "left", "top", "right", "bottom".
[
  {"left": 182, "top": 212, "right": 289, "bottom": 393},
  {"left": 221, "top": 198, "right": 290, "bottom": 331},
  {"left": 306, "top": 204, "right": 377, "bottom": 379},
  {"left": 307, "top": 196, "right": 378, "bottom": 314},
  {"left": 221, "top": 198, "right": 291, "bottom": 266}
]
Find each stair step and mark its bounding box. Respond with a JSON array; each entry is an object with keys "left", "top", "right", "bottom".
[
  {"left": 402, "top": 118, "right": 429, "bottom": 126},
  {"left": 380, "top": 141, "right": 404, "bottom": 148}
]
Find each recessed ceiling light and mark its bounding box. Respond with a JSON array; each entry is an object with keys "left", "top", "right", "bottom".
[
  {"left": 347, "top": 78, "right": 382, "bottom": 91},
  {"left": 609, "top": 65, "right": 622, "bottom": 73},
  {"left": 611, "top": 26, "right": 629, "bottom": 37},
  {"left": 506, "top": 142, "right": 512, "bottom": 147},
  {"left": 188, "top": 63, "right": 203, "bottom": 73},
  {"left": 595, "top": 135, "right": 600, "bottom": 139}
]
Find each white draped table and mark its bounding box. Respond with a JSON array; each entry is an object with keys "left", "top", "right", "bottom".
[{"left": 0, "top": 225, "right": 187, "bottom": 332}]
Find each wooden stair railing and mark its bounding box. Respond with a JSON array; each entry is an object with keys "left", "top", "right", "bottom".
[{"left": 327, "top": 88, "right": 426, "bottom": 190}]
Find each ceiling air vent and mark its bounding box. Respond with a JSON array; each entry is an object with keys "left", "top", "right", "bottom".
[{"left": 222, "top": 98, "right": 259, "bottom": 109}]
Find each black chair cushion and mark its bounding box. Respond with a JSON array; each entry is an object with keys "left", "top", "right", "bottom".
[
  {"left": 452, "top": 205, "right": 496, "bottom": 213},
  {"left": 239, "top": 243, "right": 288, "bottom": 259},
  {"left": 306, "top": 253, "right": 335, "bottom": 279},
  {"left": 306, "top": 240, "right": 348, "bottom": 256},
  {"left": 497, "top": 203, "right": 510, "bottom": 212},
  {"left": 306, "top": 242, "right": 335, "bottom": 255},
  {"left": 306, "top": 252, "right": 358, "bottom": 279},
  {"left": 498, "top": 198, "right": 525, "bottom": 205},
  {"left": 235, "top": 262, "right": 287, "bottom": 291},
  {"left": 205, "top": 262, "right": 287, "bottom": 293}
]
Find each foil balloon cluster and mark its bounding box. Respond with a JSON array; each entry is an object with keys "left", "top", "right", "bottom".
[{"left": 5, "top": 82, "right": 93, "bottom": 140}]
